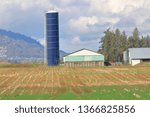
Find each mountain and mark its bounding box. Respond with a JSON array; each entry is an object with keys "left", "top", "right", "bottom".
[
  {"left": 0, "top": 29, "right": 67, "bottom": 63},
  {"left": 59, "top": 50, "right": 68, "bottom": 59},
  {"left": 0, "top": 29, "right": 41, "bottom": 46}
]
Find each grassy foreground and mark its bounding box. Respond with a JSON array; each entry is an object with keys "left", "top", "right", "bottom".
[
  {"left": 0, "top": 63, "right": 150, "bottom": 100},
  {"left": 1, "top": 85, "right": 150, "bottom": 100}
]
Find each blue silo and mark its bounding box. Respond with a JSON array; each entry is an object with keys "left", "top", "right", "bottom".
[{"left": 45, "top": 10, "right": 59, "bottom": 66}]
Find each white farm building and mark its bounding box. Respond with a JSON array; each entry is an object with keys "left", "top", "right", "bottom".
[
  {"left": 63, "top": 49, "right": 104, "bottom": 67},
  {"left": 123, "top": 48, "right": 150, "bottom": 66}
]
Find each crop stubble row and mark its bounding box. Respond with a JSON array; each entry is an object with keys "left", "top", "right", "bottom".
[{"left": 0, "top": 66, "right": 150, "bottom": 96}]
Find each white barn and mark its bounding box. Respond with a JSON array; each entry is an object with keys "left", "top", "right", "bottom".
[
  {"left": 123, "top": 48, "right": 150, "bottom": 66},
  {"left": 63, "top": 49, "right": 105, "bottom": 67}
]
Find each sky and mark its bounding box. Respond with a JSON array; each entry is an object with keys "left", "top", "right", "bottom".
[{"left": 0, "top": 0, "right": 150, "bottom": 52}]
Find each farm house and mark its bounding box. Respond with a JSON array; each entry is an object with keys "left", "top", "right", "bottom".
[
  {"left": 123, "top": 48, "right": 150, "bottom": 66},
  {"left": 63, "top": 48, "right": 104, "bottom": 67}
]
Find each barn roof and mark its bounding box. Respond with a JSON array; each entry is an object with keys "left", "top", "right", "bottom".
[
  {"left": 129, "top": 48, "right": 150, "bottom": 59},
  {"left": 65, "top": 48, "right": 103, "bottom": 57}
]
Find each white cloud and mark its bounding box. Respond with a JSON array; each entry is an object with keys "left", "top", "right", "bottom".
[
  {"left": 0, "top": 0, "right": 54, "bottom": 26},
  {"left": 71, "top": 36, "right": 81, "bottom": 44},
  {"left": 99, "top": 17, "right": 120, "bottom": 25},
  {"left": 0, "top": 0, "right": 58, "bottom": 38},
  {"left": 60, "top": 0, "right": 75, "bottom": 6},
  {"left": 71, "top": 35, "right": 99, "bottom": 45},
  {"left": 60, "top": 36, "right": 99, "bottom": 52},
  {"left": 1, "top": 0, "right": 150, "bottom": 52},
  {"left": 69, "top": 16, "right": 99, "bottom": 34},
  {"left": 85, "top": 0, "right": 150, "bottom": 35},
  {"left": 88, "top": 0, "right": 145, "bottom": 14}
]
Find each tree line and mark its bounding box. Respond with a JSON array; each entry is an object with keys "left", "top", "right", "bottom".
[{"left": 99, "top": 28, "right": 150, "bottom": 62}]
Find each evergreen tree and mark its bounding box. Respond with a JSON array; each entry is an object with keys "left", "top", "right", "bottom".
[
  {"left": 100, "top": 29, "right": 115, "bottom": 61},
  {"left": 139, "top": 36, "right": 147, "bottom": 47},
  {"left": 100, "top": 29, "right": 127, "bottom": 62},
  {"left": 145, "top": 35, "right": 150, "bottom": 47},
  {"left": 132, "top": 27, "right": 140, "bottom": 47},
  {"left": 120, "top": 31, "right": 128, "bottom": 61},
  {"left": 115, "top": 29, "right": 121, "bottom": 61},
  {"left": 99, "top": 27, "right": 150, "bottom": 62},
  {"left": 128, "top": 36, "right": 134, "bottom": 48}
]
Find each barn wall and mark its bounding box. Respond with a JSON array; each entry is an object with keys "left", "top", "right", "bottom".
[
  {"left": 123, "top": 51, "right": 129, "bottom": 63},
  {"left": 131, "top": 60, "right": 141, "bottom": 66},
  {"left": 64, "top": 61, "right": 104, "bottom": 67},
  {"left": 64, "top": 55, "right": 104, "bottom": 62}
]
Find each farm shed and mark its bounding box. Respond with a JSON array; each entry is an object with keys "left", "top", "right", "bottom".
[
  {"left": 63, "top": 49, "right": 104, "bottom": 67},
  {"left": 123, "top": 48, "right": 150, "bottom": 66}
]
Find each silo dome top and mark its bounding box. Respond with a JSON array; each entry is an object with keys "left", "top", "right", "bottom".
[{"left": 47, "top": 10, "right": 58, "bottom": 13}]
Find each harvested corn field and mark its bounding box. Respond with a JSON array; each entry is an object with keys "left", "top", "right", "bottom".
[{"left": 0, "top": 64, "right": 150, "bottom": 100}]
